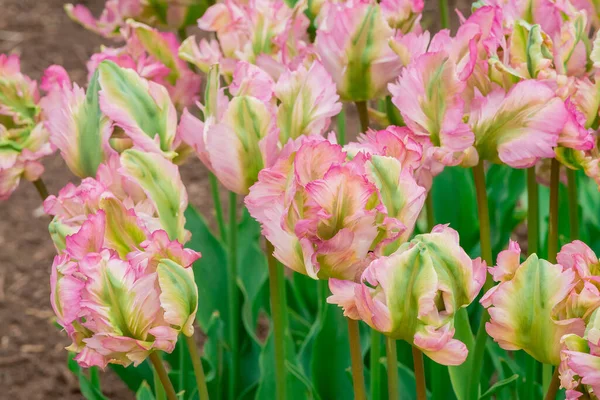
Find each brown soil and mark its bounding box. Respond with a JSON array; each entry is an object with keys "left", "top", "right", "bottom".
[{"left": 0, "top": 0, "right": 467, "bottom": 398}]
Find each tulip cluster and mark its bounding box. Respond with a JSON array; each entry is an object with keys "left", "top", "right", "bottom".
[
  {"left": 46, "top": 150, "right": 199, "bottom": 368},
  {"left": 4, "top": 0, "right": 600, "bottom": 398}
]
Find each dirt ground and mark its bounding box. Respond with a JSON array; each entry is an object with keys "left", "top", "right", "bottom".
[{"left": 0, "top": 0, "right": 467, "bottom": 398}]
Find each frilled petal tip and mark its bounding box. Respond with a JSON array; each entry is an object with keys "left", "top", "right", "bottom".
[
  {"left": 470, "top": 81, "right": 567, "bottom": 168},
  {"left": 490, "top": 240, "right": 521, "bottom": 282},
  {"left": 327, "top": 278, "right": 361, "bottom": 319},
  {"left": 414, "top": 324, "right": 468, "bottom": 366}
]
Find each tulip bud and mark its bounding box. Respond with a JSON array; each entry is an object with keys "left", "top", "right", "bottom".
[
  {"left": 97, "top": 60, "right": 178, "bottom": 159},
  {"left": 275, "top": 60, "right": 341, "bottom": 143},
  {"left": 315, "top": 2, "right": 402, "bottom": 101},
  {"left": 43, "top": 69, "right": 114, "bottom": 178}
]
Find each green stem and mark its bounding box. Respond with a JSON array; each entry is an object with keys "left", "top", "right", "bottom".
[
  {"left": 266, "top": 241, "right": 287, "bottom": 400},
  {"left": 527, "top": 167, "right": 540, "bottom": 255},
  {"left": 185, "top": 335, "right": 210, "bottom": 400},
  {"left": 544, "top": 367, "right": 560, "bottom": 400},
  {"left": 33, "top": 178, "right": 49, "bottom": 201},
  {"left": 525, "top": 354, "right": 538, "bottom": 400},
  {"left": 227, "top": 192, "right": 239, "bottom": 400},
  {"left": 439, "top": 0, "right": 450, "bottom": 29},
  {"left": 386, "top": 337, "right": 398, "bottom": 400},
  {"left": 567, "top": 168, "right": 579, "bottom": 240},
  {"left": 425, "top": 193, "right": 435, "bottom": 232},
  {"left": 472, "top": 161, "right": 494, "bottom": 268},
  {"left": 89, "top": 367, "right": 100, "bottom": 389},
  {"left": 355, "top": 101, "right": 370, "bottom": 133},
  {"left": 412, "top": 347, "right": 427, "bottom": 400},
  {"left": 209, "top": 173, "right": 227, "bottom": 241},
  {"left": 347, "top": 318, "right": 367, "bottom": 400},
  {"left": 467, "top": 161, "right": 493, "bottom": 400},
  {"left": 370, "top": 331, "right": 382, "bottom": 400},
  {"left": 526, "top": 167, "right": 540, "bottom": 397},
  {"left": 548, "top": 159, "right": 560, "bottom": 264},
  {"left": 177, "top": 28, "right": 188, "bottom": 43},
  {"left": 149, "top": 352, "right": 178, "bottom": 400},
  {"left": 337, "top": 109, "right": 347, "bottom": 146}
]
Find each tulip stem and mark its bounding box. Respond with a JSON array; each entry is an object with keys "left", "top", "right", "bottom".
[
  {"left": 412, "top": 347, "right": 427, "bottom": 400},
  {"left": 472, "top": 161, "right": 494, "bottom": 272},
  {"left": 527, "top": 167, "right": 540, "bottom": 255},
  {"left": 370, "top": 331, "right": 382, "bottom": 400},
  {"left": 209, "top": 173, "right": 227, "bottom": 241},
  {"left": 386, "top": 338, "right": 398, "bottom": 400},
  {"left": 32, "top": 178, "right": 49, "bottom": 201},
  {"left": 355, "top": 101, "right": 370, "bottom": 133},
  {"left": 426, "top": 193, "right": 435, "bottom": 231},
  {"left": 544, "top": 367, "right": 560, "bottom": 400},
  {"left": 185, "top": 335, "right": 210, "bottom": 400},
  {"left": 526, "top": 167, "right": 540, "bottom": 397},
  {"left": 467, "top": 161, "right": 493, "bottom": 400},
  {"left": 266, "top": 240, "right": 287, "bottom": 400},
  {"left": 227, "top": 192, "right": 239, "bottom": 400},
  {"left": 566, "top": 168, "right": 579, "bottom": 240},
  {"left": 337, "top": 109, "right": 347, "bottom": 145},
  {"left": 439, "top": 0, "right": 450, "bottom": 29},
  {"left": 548, "top": 159, "right": 560, "bottom": 264},
  {"left": 89, "top": 367, "right": 100, "bottom": 389},
  {"left": 149, "top": 352, "right": 178, "bottom": 400},
  {"left": 347, "top": 318, "right": 367, "bottom": 400},
  {"left": 177, "top": 28, "right": 188, "bottom": 43}
]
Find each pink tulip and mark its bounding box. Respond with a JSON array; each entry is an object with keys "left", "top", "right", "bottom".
[
  {"left": 482, "top": 241, "right": 587, "bottom": 365},
  {"left": 0, "top": 54, "right": 54, "bottom": 200},
  {"left": 315, "top": 1, "right": 402, "bottom": 101},
  {"left": 328, "top": 225, "right": 486, "bottom": 365},
  {"left": 246, "top": 132, "right": 427, "bottom": 280}
]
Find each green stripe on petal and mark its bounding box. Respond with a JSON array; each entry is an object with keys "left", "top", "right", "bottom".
[
  {"left": 128, "top": 20, "right": 181, "bottom": 85},
  {"left": 383, "top": 242, "right": 438, "bottom": 339},
  {"left": 120, "top": 149, "right": 187, "bottom": 243},
  {"left": 98, "top": 60, "right": 177, "bottom": 155},
  {"left": 157, "top": 259, "right": 198, "bottom": 337},
  {"left": 77, "top": 70, "right": 109, "bottom": 177},
  {"left": 486, "top": 254, "right": 583, "bottom": 365},
  {"left": 99, "top": 198, "right": 147, "bottom": 258},
  {"left": 204, "top": 64, "right": 220, "bottom": 120}
]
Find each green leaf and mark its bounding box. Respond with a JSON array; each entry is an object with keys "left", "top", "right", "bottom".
[
  {"left": 479, "top": 375, "right": 519, "bottom": 400},
  {"left": 184, "top": 206, "right": 229, "bottom": 330},
  {"left": 255, "top": 329, "right": 319, "bottom": 399},
  {"left": 308, "top": 290, "right": 354, "bottom": 399},
  {"left": 109, "top": 362, "right": 154, "bottom": 393},
  {"left": 486, "top": 164, "right": 526, "bottom": 257},
  {"left": 237, "top": 210, "right": 269, "bottom": 344},
  {"left": 136, "top": 381, "right": 156, "bottom": 400},
  {"left": 448, "top": 308, "right": 474, "bottom": 400},
  {"left": 67, "top": 353, "right": 108, "bottom": 400},
  {"left": 431, "top": 167, "right": 479, "bottom": 254}
]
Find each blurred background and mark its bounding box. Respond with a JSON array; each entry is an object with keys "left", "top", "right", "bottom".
[{"left": 0, "top": 0, "right": 471, "bottom": 398}]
